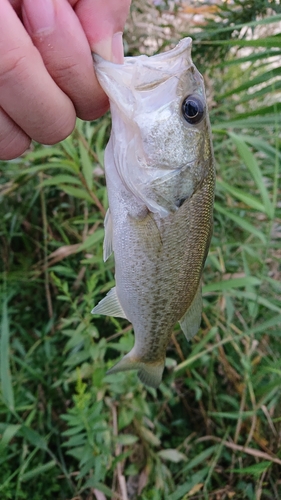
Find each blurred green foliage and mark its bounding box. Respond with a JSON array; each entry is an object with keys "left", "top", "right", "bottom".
[{"left": 1, "top": 1, "right": 281, "bottom": 499}]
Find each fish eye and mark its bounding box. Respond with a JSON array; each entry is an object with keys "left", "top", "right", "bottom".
[{"left": 182, "top": 95, "right": 205, "bottom": 124}]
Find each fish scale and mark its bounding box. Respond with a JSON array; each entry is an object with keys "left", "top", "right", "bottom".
[{"left": 92, "top": 38, "right": 215, "bottom": 388}]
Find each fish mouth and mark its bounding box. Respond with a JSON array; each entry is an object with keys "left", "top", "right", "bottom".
[{"left": 93, "top": 37, "right": 193, "bottom": 92}]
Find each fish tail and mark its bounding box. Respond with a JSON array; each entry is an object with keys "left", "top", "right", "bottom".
[{"left": 106, "top": 351, "right": 165, "bottom": 388}]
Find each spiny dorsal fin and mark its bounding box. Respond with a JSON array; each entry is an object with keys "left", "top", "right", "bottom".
[
  {"left": 179, "top": 284, "right": 202, "bottom": 340},
  {"left": 103, "top": 209, "right": 113, "bottom": 262},
  {"left": 91, "top": 287, "right": 127, "bottom": 319}
]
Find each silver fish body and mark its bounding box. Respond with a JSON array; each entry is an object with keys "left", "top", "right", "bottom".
[{"left": 92, "top": 38, "right": 215, "bottom": 388}]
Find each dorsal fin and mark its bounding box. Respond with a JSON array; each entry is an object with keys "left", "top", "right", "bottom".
[{"left": 91, "top": 287, "right": 127, "bottom": 319}]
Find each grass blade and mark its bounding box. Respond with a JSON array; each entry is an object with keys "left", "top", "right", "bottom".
[
  {"left": 216, "top": 180, "right": 266, "bottom": 212},
  {"left": 229, "top": 133, "right": 274, "bottom": 219},
  {"left": 39, "top": 175, "right": 82, "bottom": 187},
  {"left": 203, "top": 276, "right": 261, "bottom": 294},
  {"left": 218, "top": 67, "right": 281, "bottom": 98},
  {"left": 20, "top": 460, "right": 57, "bottom": 482},
  {"left": 79, "top": 138, "right": 94, "bottom": 190},
  {"left": 0, "top": 300, "right": 14, "bottom": 411},
  {"left": 0, "top": 424, "right": 21, "bottom": 455},
  {"left": 215, "top": 203, "right": 267, "bottom": 243}
]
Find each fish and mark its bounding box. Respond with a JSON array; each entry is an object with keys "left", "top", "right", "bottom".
[{"left": 92, "top": 37, "right": 215, "bottom": 388}]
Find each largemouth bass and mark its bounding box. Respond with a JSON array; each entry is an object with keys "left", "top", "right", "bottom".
[{"left": 92, "top": 38, "right": 215, "bottom": 388}]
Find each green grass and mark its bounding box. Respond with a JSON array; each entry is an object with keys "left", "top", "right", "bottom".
[{"left": 1, "top": 3, "right": 281, "bottom": 499}]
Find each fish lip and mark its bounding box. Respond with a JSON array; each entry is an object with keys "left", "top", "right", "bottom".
[
  {"left": 93, "top": 37, "right": 192, "bottom": 67},
  {"left": 150, "top": 37, "right": 193, "bottom": 61}
]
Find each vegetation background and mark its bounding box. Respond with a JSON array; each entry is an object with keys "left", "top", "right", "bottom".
[{"left": 0, "top": 0, "right": 281, "bottom": 498}]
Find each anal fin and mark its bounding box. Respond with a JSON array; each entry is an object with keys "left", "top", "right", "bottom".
[
  {"left": 103, "top": 208, "right": 113, "bottom": 262},
  {"left": 179, "top": 284, "right": 202, "bottom": 340},
  {"left": 91, "top": 287, "right": 127, "bottom": 319}
]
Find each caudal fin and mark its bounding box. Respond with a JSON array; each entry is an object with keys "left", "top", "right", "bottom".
[{"left": 106, "top": 351, "right": 165, "bottom": 388}]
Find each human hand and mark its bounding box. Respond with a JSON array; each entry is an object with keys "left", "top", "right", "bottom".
[{"left": 0, "top": 0, "right": 131, "bottom": 160}]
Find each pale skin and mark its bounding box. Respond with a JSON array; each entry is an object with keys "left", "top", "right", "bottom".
[{"left": 0, "top": 0, "right": 131, "bottom": 160}]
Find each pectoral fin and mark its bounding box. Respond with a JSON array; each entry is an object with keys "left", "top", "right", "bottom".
[
  {"left": 179, "top": 284, "right": 202, "bottom": 340},
  {"left": 91, "top": 287, "right": 127, "bottom": 319},
  {"left": 103, "top": 209, "right": 113, "bottom": 262}
]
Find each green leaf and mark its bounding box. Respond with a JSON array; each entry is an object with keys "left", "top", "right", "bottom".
[
  {"left": 60, "top": 136, "right": 79, "bottom": 162},
  {"left": 208, "top": 411, "right": 258, "bottom": 419},
  {"left": 0, "top": 300, "right": 14, "bottom": 410},
  {"left": 63, "top": 433, "right": 86, "bottom": 448},
  {"left": 182, "top": 446, "right": 218, "bottom": 472},
  {"left": 21, "top": 427, "right": 48, "bottom": 451},
  {"left": 241, "top": 136, "right": 281, "bottom": 162},
  {"left": 39, "top": 175, "right": 82, "bottom": 187},
  {"left": 202, "top": 35, "right": 281, "bottom": 48},
  {"left": 198, "top": 14, "right": 281, "bottom": 37},
  {"left": 79, "top": 139, "right": 94, "bottom": 190},
  {"left": 21, "top": 160, "right": 79, "bottom": 175},
  {"left": 216, "top": 180, "right": 266, "bottom": 212},
  {"left": 0, "top": 424, "right": 21, "bottom": 454},
  {"left": 78, "top": 229, "right": 104, "bottom": 251},
  {"left": 251, "top": 314, "right": 281, "bottom": 336},
  {"left": 139, "top": 426, "right": 161, "bottom": 447},
  {"left": 237, "top": 81, "right": 281, "bottom": 105},
  {"left": 203, "top": 277, "right": 261, "bottom": 294},
  {"left": 59, "top": 185, "right": 95, "bottom": 204},
  {"left": 169, "top": 468, "right": 209, "bottom": 500},
  {"left": 232, "top": 290, "right": 281, "bottom": 314},
  {"left": 231, "top": 461, "right": 271, "bottom": 476},
  {"left": 20, "top": 460, "right": 57, "bottom": 482},
  {"left": 158, "top": 449, "right": 187, "bottom": 463},
  {"left": 215, "top": 49, "right": 281, "bottom": 69},
  {"left": 81, "top": 480, "right": 114, "bottom": 497},
  {"left": 213, "top": 116, "right": 278, "bottom": 129},
  {"left": 215, "top": 203, "right": 267, "bottom": 243},
  {"left": 23, "top": 147, "right": 63, "bottom": 160},
  {"left": 118, "top": 407, "right": 134, "bottom": 430},
  {"left": 219, "top": 67, "right": 281, "bottom": 98},
  {"left": 116, "top": 434, "right": 138, "bottom": 445},
  {"left": 95, "top": 121, "right": 109, "bottom": 167},
  {"left": 235, "top": 102, "right": 281, "bottom": 120},
  {"left": 229, "top": 133, "right": 273, "bottom": 218}
]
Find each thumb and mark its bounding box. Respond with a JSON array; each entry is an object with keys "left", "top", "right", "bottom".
[{"left": 73, "top": 0, "right": 131, "bottom": 62}]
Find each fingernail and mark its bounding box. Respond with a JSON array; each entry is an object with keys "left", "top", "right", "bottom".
[
  {"left": 22, "top": 0, "right": 55, "bottom": 35},
  {"left": 112, "top": 32, "right": 124, "bottom": 64},
  {"left": 93, "top": 32, "right": 124, "bottom": 64}
]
